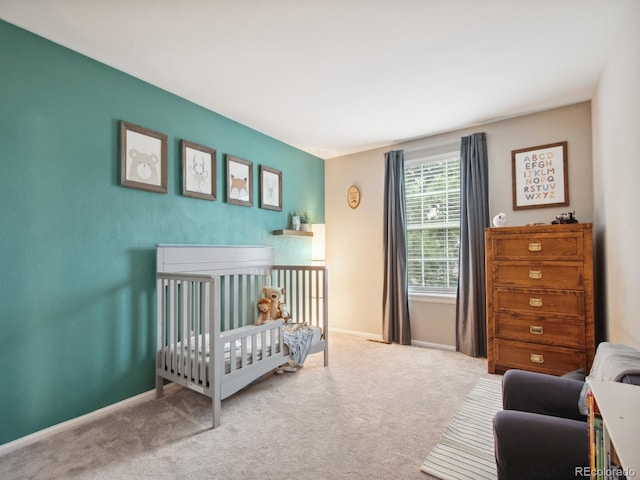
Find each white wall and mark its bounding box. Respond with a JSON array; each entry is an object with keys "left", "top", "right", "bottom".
[
  {"left": 325, "top": 145, "right": 387, "bottom": 336},
  {"left": 592, "top": 0, "right": 640, "bottom": 349},
  {"left": 326, "top": 102, "right": 594, "bottom": 346}
]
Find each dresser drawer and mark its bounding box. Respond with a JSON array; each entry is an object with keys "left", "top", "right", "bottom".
[
  {"left": 492, "top": 262, "right": 584, "bottom": 289},
  {"left": 494, "top": 339, "right": 586, "bottom": 376},
  {"left": 490, "top": 232, "right": 584, "bottom": 261},
  {"left": 494, "top": 288, "right": 585, "bottom": 318},
  {"left": 494, "top": 313, "right": 584, "bottom": 348}
]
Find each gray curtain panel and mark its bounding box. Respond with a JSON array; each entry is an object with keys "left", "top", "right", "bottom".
[
  {"left": 383, "top": 150, "right": 411, "bottom": 345},
  {"left": 456, "top": 133, "right": 490, "bottom": 357}
]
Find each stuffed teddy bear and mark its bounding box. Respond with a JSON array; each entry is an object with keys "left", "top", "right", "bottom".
[
  {"left": 261, "top": 286, "right": 292, "bottom": 322},
  {"left": 256, "top": 298, "right": 272, "bottom": 325}
]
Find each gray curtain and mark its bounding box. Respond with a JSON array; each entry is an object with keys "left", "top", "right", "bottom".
[
  {"left": 456, "top": 133, "right": 490, "bottom": 357},
  {"left": 383, "top": 150, "right": 411, "bottom": 344}
]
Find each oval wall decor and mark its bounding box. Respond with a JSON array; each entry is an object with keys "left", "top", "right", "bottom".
[{"left": 347, "top": 185, "right": 361, "bottom": 209}]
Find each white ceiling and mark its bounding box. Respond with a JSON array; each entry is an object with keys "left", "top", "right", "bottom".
[{"left": 0, "top": 0, "right": 627, "bottom": 159}]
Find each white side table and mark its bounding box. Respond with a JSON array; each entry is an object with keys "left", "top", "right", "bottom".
[{"left": 587, "top": 378, "right": 640, "bottom": 476}]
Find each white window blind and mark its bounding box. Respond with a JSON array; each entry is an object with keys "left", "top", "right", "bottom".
[{"left": 404, "top": 152, "right": 460, "bottom": 293}]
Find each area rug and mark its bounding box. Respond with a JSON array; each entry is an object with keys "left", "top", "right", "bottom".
[{"left": 421, "top": 376, "right": 503, "bottom": 480}]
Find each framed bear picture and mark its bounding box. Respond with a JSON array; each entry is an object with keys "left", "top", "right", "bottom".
[{"left": 119, "top": 120, "right": 168, "bottom": 193}]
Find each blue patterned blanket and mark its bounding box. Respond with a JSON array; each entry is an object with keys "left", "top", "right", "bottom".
[{"left": 283, "top": 323, "right": 315, "bottom": 366}]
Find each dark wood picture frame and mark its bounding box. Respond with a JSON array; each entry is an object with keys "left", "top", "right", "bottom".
[
  {"left": 181, "top": 140, "right": 216, "bottom": 201},
  {"left": 120, "top": 121, "right": 168, "bottom": 193},
  {"left": 512, "top": 141, "right": 569, "bottom": 210},
  {"left": 225, "top": 154, "right": 253, "bottom": 207},
  {"left": 259, "top": 165, "right": 282, "bottom": 211}
]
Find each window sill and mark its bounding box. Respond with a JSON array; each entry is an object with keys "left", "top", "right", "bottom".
[{"left": 408, "top": 292, "right": 456, "bottom": 305}]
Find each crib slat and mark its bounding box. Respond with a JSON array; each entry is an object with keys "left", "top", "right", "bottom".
[
  {"left": 252, "top": 274, "right": 259, "bottom": 324},
  {"left": 241, "top": 336, "right": 247, "bottom": 369},
  {"left": 242, "top": 274, "right": 247, "bottom": 328},
  {"left": 223, "top": 275, "right": 230, "bottom": 331},
  {"left": 188, "top": 281, "right": 196, "bottom": 382},
  {"left": 239, "top": 274, "right": 244, "bottom": 328},
  {"left": 270, "top": 327, "right": 276, "bottom": 358},
  {"left": 211, "top": 277, "right": 221, "bottom": 429},
  {"left": 303, "top": 269, "right": 308, "bottom": 323},
  {"left": 251, "top": 333, "right": 257, "bottom": 365},
  {"left": 200, "top": 281, "right": 208, "bottom": 386},
  {"left": 283, "top": 269, "right": 290, "bottom": 319},
  {"left": 160, "top": 279, "right": 167, "bottom": 369},
  {"left": 183, "top": 280, "right": 190, "bottom": 379},
  {"left": 156, "top": 278, "right": 165, "bottom": 398},
  {"left": 230, "top": 274, "right": 237, "bottom": 330},
  {"left": 169, "top": 279, "right": 177, "bottom": 374},
  {"left": 194, "top": 282, "right": 201, "bottom": 384}
]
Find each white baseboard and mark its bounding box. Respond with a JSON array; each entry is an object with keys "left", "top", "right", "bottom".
[
  {"left": 330, "top": 327, "right": 455, "bottom": 351},
  {"left": 411, "top": 339, "right": 456, "bottom": 351},
  {"left": 330, "top": 327, "right": 384, "bottom": 341},
  {"left": 0, "top": 383, "right": 180, "bottom": 456}
]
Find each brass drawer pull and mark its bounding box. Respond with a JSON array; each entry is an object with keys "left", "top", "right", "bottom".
[
  {"left": 528, "top": 242, "right": 542, "bottom": 252},
  {"left": 529, "top": 298, "right": 543, "bottom": 307},
  {"left": 528, "top": 270, "right": 542, "bottom": 279},
  {"left": 530, "top": 325, "right": 544, "bottom": 335},
  {"left": 530, "top": 353, "right": 544, "bottom": 364}
]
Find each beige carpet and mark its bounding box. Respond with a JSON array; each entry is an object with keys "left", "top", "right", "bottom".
[{"left": 0, "top": 333, "right": 495, "bottom": 480}]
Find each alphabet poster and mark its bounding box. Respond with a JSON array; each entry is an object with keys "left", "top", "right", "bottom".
[{"left": 511, "top": 141, "right": 569, "bottom": 210}]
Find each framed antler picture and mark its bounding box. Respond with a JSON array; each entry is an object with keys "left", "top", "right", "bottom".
[{"left": 181, "top": 140, "right": 216, "bottom": 201}]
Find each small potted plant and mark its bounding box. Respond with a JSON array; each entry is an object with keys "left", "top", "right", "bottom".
[{"left": 300, "top": 212, "right": 311, "bottom": 231}]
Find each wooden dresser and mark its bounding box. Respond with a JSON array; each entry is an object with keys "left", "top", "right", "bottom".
[{"left": 485, "top": 223, "right": 595, "bottom": 375}]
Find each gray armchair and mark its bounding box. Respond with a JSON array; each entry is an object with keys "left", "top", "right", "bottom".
[
  {"left": 493, "top": 342, "right": 640, "bottom": 480},
  {"left": 493, "top": 370, "right": 589, "bottom": 480}
]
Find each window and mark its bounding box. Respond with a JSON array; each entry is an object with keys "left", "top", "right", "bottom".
[{"left": 404, "top": 151, "right": 460, "bottom": 294}]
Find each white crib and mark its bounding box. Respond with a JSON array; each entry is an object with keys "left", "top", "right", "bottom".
[{"left": 155, "top": 245, "right": 328, "bottom": 428}]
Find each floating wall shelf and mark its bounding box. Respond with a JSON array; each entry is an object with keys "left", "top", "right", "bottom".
[{"left": 272, "top": 229, "right": 313, "bottom": 237}]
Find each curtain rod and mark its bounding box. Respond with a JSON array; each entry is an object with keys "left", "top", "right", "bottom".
[{"left": 402, "top": 138, "right": 460, "bottom": 154}]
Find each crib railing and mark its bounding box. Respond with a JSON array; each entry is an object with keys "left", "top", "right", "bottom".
[{"left": 156, "top": 273, "right": 219, "bottom": 398}]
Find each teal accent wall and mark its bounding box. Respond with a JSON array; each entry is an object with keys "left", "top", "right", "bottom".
[{"left": 0, "top": 20, "right": 324, "bottom": 445}]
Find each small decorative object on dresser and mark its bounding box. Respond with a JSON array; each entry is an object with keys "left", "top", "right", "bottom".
[
  {"left": 492, "top": 212, "right": 507, "bottom": 227},
  {"left": 485, "top": 223, "right": 595, "bottom": 376},
  {"left": 551, "top": 211, "right": 578, "bottom": 224}
]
